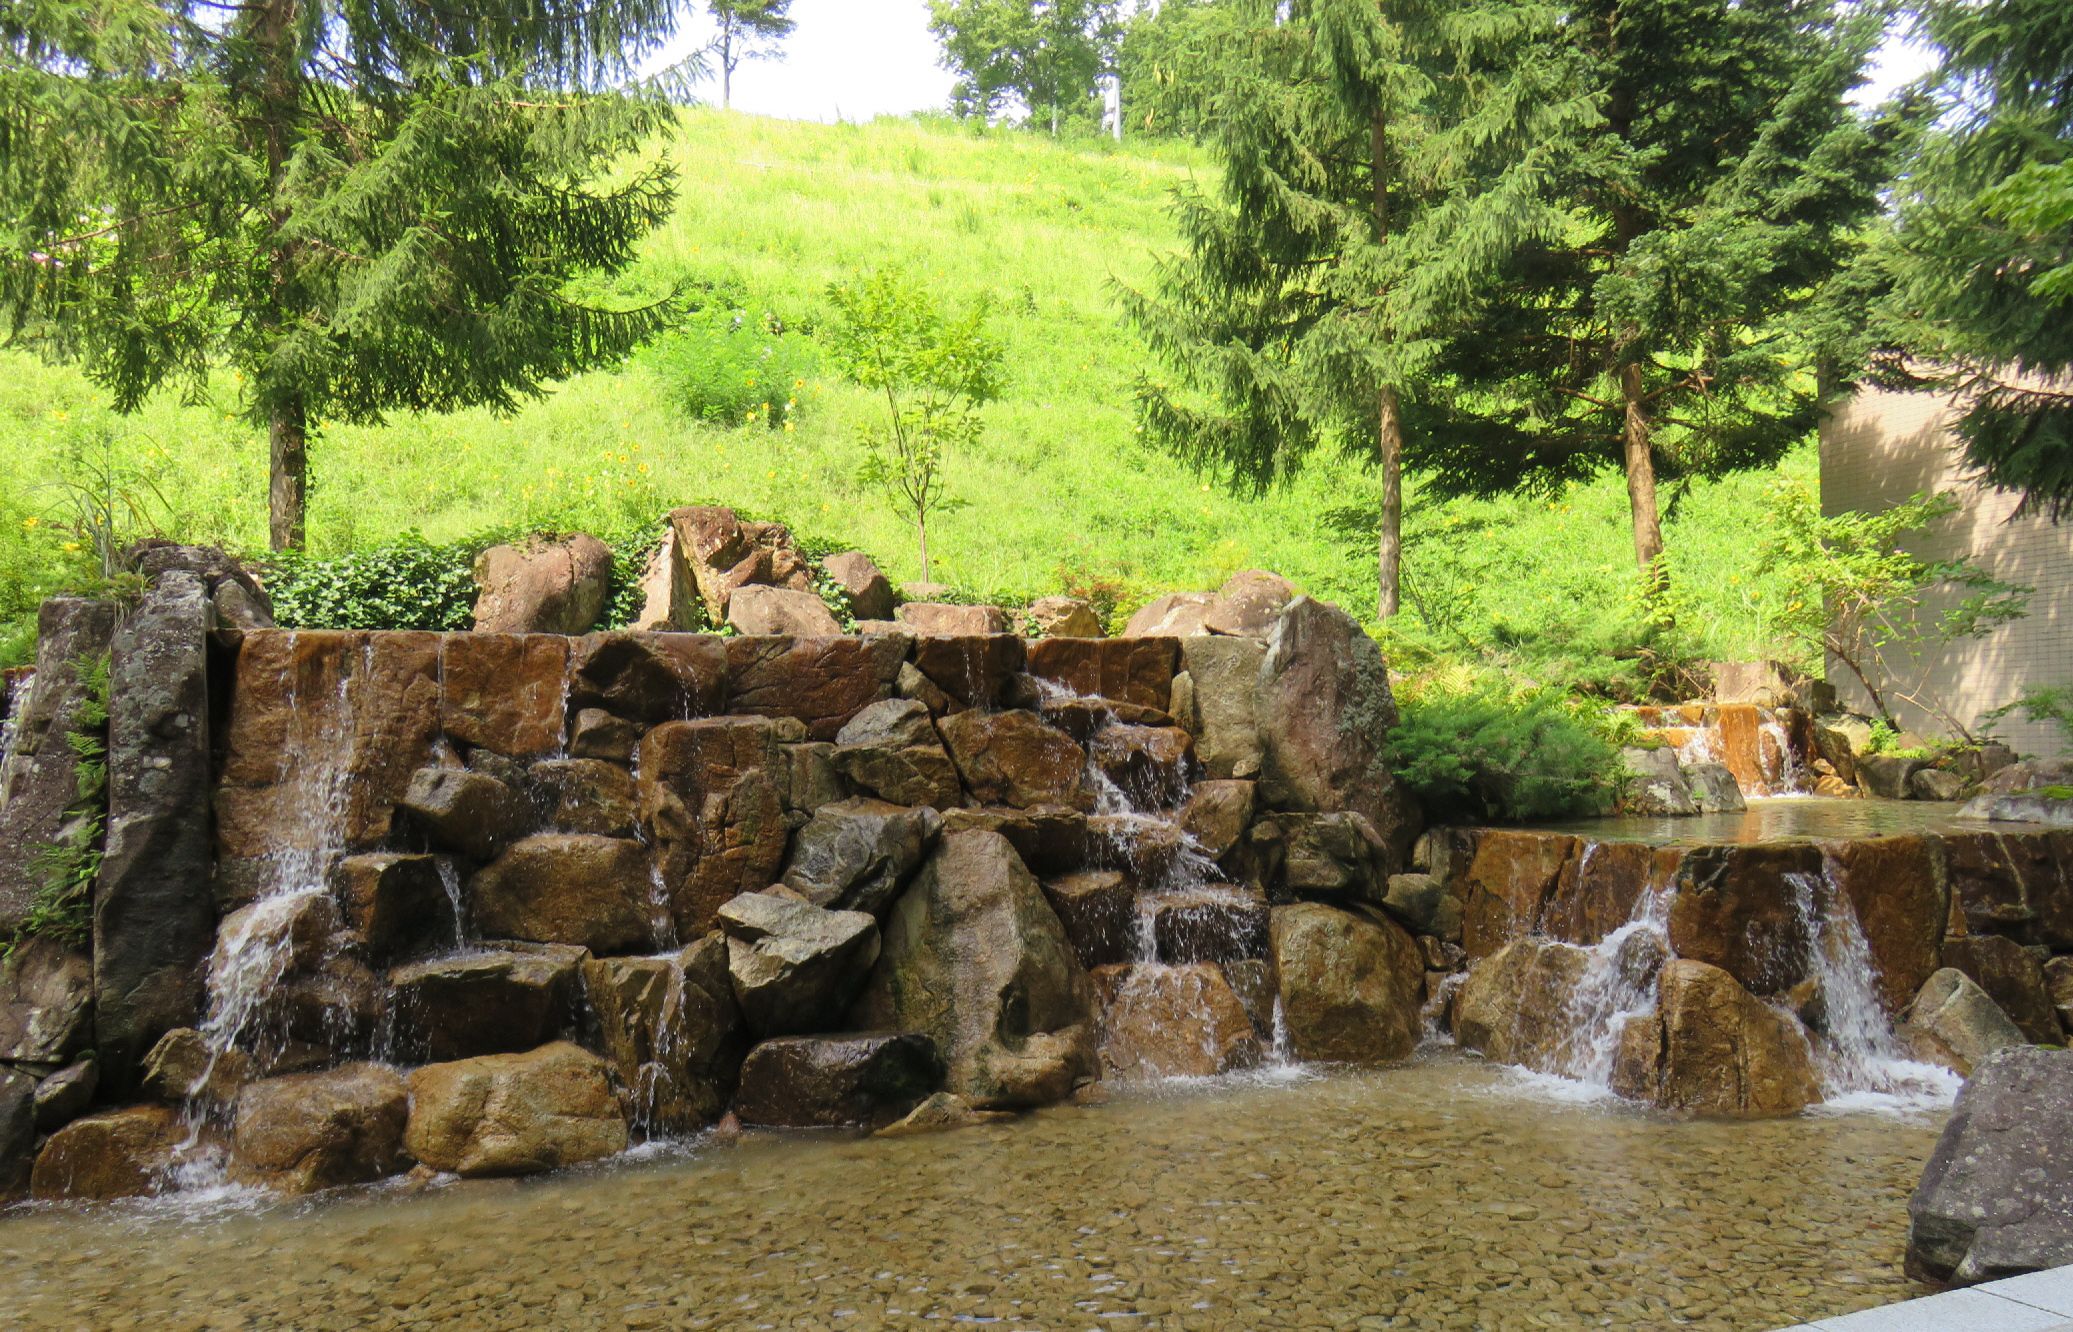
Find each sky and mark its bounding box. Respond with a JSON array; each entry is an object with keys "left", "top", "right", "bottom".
[{"left": 666, "top": 1, "right": 1940, "bottom": 124}]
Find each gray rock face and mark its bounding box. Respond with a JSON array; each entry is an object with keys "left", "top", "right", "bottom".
[
  {"left": 851, "top": 830, "right": 1097, "bottom": 1108},
  {"left": 1175, "top": 636, "right": 1266, "bottom": 781},
  {"left": 732, "top": 1032, "right": 944, "bottom": 1128},
  {"left": 781, "top": 798, "right": 942, "bottom": 915},
  {"left": 831, "top": 700, "right": 963, "bottom": 809},
  {"left": 0, "top": 936, "right": 93, "bottom": 1063},
  {"left": 1962, "top": 791, "right": 2073, "bottom": 827},
  {"left": 1278, "top": 811, "right": 1389, "bottom": 899},
  {"left": 95, "top": 572, "right": 217, "bottom": 1095},
  {"left": 32, "top": 1056, "right": 96, "bottom": 1130},
  {"left": 388, "top": 946, "right": 583, "bottom": 1062},
  {"left": 719, "top": 892, "right": 881, "bottom": 1037},
  {"left": 0, "top": 598, "right": 116, "bottom": 932},
  {"left": 1684, "top": 762, "right": 1747, "bottom": 813},
  {"left": 1621, "top": 746, "right": 1698, "bottom": 816},
  {"left": 581, "top": 936, "right": 744, "bottom": 1133},
  {"left": 1911, "top": 767, "right": 1967, "bottom": 802},
  {"left": 1859, "top": 754, "right": 1926, "bottom": 800},
  {"left": 1908, "top": 1046, "right": 2073, "bottom": 1285},
  {"left": 399, "top": 766, "right": 528, "bottom": 862},
  {"left": 1905, "top": 967, "right": 2026, "bottom": 1076}
]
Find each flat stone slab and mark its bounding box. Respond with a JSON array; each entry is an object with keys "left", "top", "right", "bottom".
[{"left": 1770, "top": 1262, "right": 2073, "bottom": 1331}]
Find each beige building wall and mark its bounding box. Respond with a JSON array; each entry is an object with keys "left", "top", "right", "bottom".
[{"left": 1820, "top": 385, "right": 2072, "bottom": 759}]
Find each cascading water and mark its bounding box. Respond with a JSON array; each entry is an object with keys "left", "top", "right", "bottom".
[
  {"left": 1549, "top": 880, "right": 1675, "bottom": 1089},
  {"left": 0, "top": 668, "right": 29, "bottom": 782}
]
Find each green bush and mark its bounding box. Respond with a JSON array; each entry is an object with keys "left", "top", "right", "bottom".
[
  {"left": 267, "top": 534, "right": 481, "bottom": 631},
  {"left": 644, "top": 304, "right": 816, "bottom": 430},
  {"left": 1384, "top": 678, "right": 1625, "bottom": 823}
]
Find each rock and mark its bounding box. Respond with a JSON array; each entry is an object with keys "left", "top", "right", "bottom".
[
  {"left": 0, "top": 937, "right": 93, "bottom": 1063},
  {"left": 1123, "top": 593, "right": 1215, "bottom": 638},
  {"left": 1962, "top": 791, "right": 2073, "bottom": 827},
  {"left": 0, "top": 598, "right": 116, "bottom": 932},
  {"left": 1171, "top": 637, "right": 1268, "bottom": 784},
  {"left": 335, "top": 853, "right": 456, "bottom": 961},
  {"left": 1452, "top": 938, "right": 1594, "bottom": 1071},
  {"left": 1982, "top": 757, "right": 2073, "bottom": 796},
  {"left": 2047, "top": 956, "right": 2073, "bottom": 1033},
  {"left": 468, "top": 834, "right": 656, "bottom": 955},
  {"left": 1091, "top": 963, "right": 1261, "bottom": 1080},
  {"left": 1025, "top": 596, "right": 1103, "bottom": 638},
  {"left": 1221, "top": 957, "right": 1279, "bottom": 1039},
  {"left": 389, "top": 946, "right": 583, "bottom": 1062},
  {"left": 874, "top": 1090, "right": 1008, "bottom": 1137},
  {"left": 1859, "top": 754, "right": 1926, "bottom": 800},
  {"left": 276, "top": 953, "right": 386, "bottom": 1057},
  {"left": 637, "top": 718, "right": 790, "bottom": 936},
  {"left": 937, "top": 709, "right": 1089, "bottom": 810},
  {"left": 526, "top": 758, "right": 638, "bottom": 838},
  {"left": 1379, "top": 872, "right": 1459, "bottom": 940},
  {"left": 718, "top": 893, "right": 881, "bottom": 1037},
  {"left": 941, "top": 806, "right": 1091, "bottom": 875},
  {"left": 851, "top": 831, "right": 1097, "bottom": 1107},
  {"left": 1942, "top": 830, "right": 2073, "bottom": 948},
  {"left": 1666, "top": 842, "right": 1826, "bottom": 995},
  {"left": 1905, "top": 967, "right": 2028, "bottom": 1076},
  {"left": 1813, "top": 717, "right": 1866, "bottom": 787},
  {"left": 669, "top": 505, "right": 754, "bottom": 620},
  {"left": 1203, "top": 570, "right": 1294, "bottom": 638},
  {"left": 782, "top": 798, "right": 942, "bottom": 915},
  {"left": 1026, "top": 637, "right": 1180, "bottom": 713},
  {"left": 1278, "top": 812, "right": 1388, "bottom": 900},
  {"left": 829, "top": 699, "right": 964, "bottom": 809},
  {"left": 95, "top": 571, "right": 217, "bottom": 1095},
  {"left": 1088, "top": 724, "right": 1195, "bottom": 808},
  {"left": 629, "top": 529, "right": 686, "bottom": 630},
  {"left": 725, "top": 634, "right": 908, "bottom": 741},
  {"left": 733, "top": 1032, "right": 945, "bottom": 1128},
  {"left": 1180, "top": 780, "right": 1255, "bottom": 858},
  {"left": 31, "top": 1056, "right": 95, "bottom": 1131},
  {"left": 1621, "top": 746, "right": 1698, "bottom": 816},
  {"left": 1611, "top": 959, "right": 1821, "bottom": 1118},
  {"left": 209, "top": 891, "right": 341, "bottom": 1006},
  {"left": 404, "top": 1041, "right": 627, "bottom": 1177},
  {"left": 31, "top": 1104, "right": 181, "bottom": 1201},
  {"left": 1908, "top": 1046, "right": 2073, "bottom": 1284},
  {"left": 1817, "top": 834, "right": 1948, "bottom": 1013},
  {"left": 139, "top": 1026, "right": 248, "bottom": 1107},
  {"left": 1040, "top": 870, "right": 1137, "bottom": 970},
  {"left": 0, "top": 1067, "right": 32, "bottom": 1192},
  {"left": 569, "top": 708, "right": 642, "bottom": 763},
  {"left": 910, "top": 634, "right": 1025, "bottom": 710},
  {"left": 726, "top": 585, "right": 844, "bottom": 637},
  {"left": 896, "top": 603, "right": 1009, "bottom": 636},
  {"left": 230, "top": 1063, "right": 409, "bottom": 1194},
  {"left": 1255, "top": 597, "right": 1416, "bottom": 870},
  {"left": 1152, "top": 888, "right": 1270, "bottom": 964},
  {"left": 1911, "top": 767, "right": 1967, "bottom": 802},
  {"left": 896, "top": 660, "right": 954, "bottom": 715},
  {"left": 400, "top": 765, "right": 528, "bottom": 862},
  {"left": 581, "top": 936, "right": 744, "bottom": 1132},
  {"left": 1941, "top": 934, "right": 2062, "bottom": 1044},
  {"left": 438, "top": 633, "right": 571, "bottom": 758},
  {"left": 779, "top": 741, "right": 848, "bottom": 815},
  {"left": 822, "top": 552, "right": 895, "bottom": 621},
  {"left": 1268, "top": 903, "right": 1423, "bottom": 1064},
  {"left": 568, "top": 631, "right": 725, "bottom": 724},
  {"left": 470, "top": 534, "right": 612, "bottom": 634}
]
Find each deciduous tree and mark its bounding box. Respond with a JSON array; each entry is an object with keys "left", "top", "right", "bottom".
[
  {"left": 707, "top": 0, "right": 797, "bottom": 109},
  {"left": 929, "top": 0, "right": 1122, "bottom": 135}
]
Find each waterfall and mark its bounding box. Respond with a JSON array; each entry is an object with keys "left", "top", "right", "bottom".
[
  {"left": 1759, "top": 717, "right": 1808, "bottom": 796},
  {"left": 1551, "top": 884, "right": 1675, "bottom": 1089},
  {"left": 0, "top": 669, "right": 29, "bottom": 789}
]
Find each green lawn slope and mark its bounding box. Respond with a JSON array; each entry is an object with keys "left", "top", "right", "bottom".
[{"left": 0, "top": 109, "right": 1804, "bottom": 674}]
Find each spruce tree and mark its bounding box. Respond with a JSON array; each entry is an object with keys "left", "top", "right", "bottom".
[
  {"left": 1123, "top": 0, "right": 1591, "bottom": 617},
  {"left": 0, "top": 0, "right": 694, "bottom": 550},
  {"left": 708, "top": 0, "right": 797, "bottom": 110},
  {"left": 1424, "top": 0, "right": 1886, "bottom": 582}
]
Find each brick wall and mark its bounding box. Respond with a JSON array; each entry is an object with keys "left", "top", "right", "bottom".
[{"left": 1820, "top": 386, "right": 2073, "bottom": 759}]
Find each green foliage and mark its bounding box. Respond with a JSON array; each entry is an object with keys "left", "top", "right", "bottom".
[
  {"left": 1983, "top": 688, "right": 2073, "bottom": 751},
  {"left": 268, "top": 536, "right": 483, "bottom": 632},
  {"left": 8, "top": 654, "right": 110, "bottom": 958},
  {"left": 1755, "top": 480, "right": 2030, "bottom": 732},
  {"left": 930, "top": 0, "right": 1122, "bottom": 133},
  {"left": 1384, "top": 676, "right": 1624, "bottom": 824},
  {"left": 707, "top": 0, "right": 796, "bottom": 106},
  {"left": 644, "top": 304, "right": 816, "bottom": 429},
  {"left": 825, "top": 268, "right": 1006, "bottom": 582},
  {"left": 1115, "top": 0, "right": 1221, "bottom": 140}
]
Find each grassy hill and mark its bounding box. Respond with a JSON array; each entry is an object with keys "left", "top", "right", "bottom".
[{"left": 0, "top": 109, "right": 1806, "bottom": 678}]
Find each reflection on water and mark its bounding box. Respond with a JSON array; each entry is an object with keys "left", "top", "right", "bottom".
[
  {"left": 1531, "top": 795, "right": 2027, "bottom": 846},
  {"left": 2, "top": 1053, "right": 1939, "bottom": 1331}
]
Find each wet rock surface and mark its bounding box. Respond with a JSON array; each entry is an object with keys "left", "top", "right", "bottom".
[
  {"left": 230, "top": 1063, "right": 410, "bottom": 1194},
  {"left": 1090, "top": 962, "right": 1260, "bottom": 1080},
  {"left": 1269, "top": 902, "right": 1423, "bottom": 1064},
  {"left": 404, "top": 1041, "right": 627, "bottom": 1177},
  {"left": 718, "top": 892, "right": 880, "bottom": 1037},
  {"left": 732, "top": 1031, "right": 944, "bottom": 1127}
]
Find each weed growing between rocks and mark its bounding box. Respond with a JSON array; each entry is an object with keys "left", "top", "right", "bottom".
[{"left": 10, "top": 651, "right": 109, "bottom": 957}]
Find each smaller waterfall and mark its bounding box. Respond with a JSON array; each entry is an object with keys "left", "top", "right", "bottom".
[
  {"left": 1551, "top": 886, "right": 1674, "bottom": 1088},
  {"left": 0, "top": 668, "right": 30, "bottom": 785}
]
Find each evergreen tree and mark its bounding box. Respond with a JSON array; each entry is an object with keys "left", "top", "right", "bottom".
[
  {"left": 1123, "top": 0, "right": 1592, "bottom": 617},
  {"left": 1425, "top": 0, "right": 1886, "bottom": 582},
  {"left": 929, "top": 0, "right": 1122, "bottom": 135},
  {"left": 1880, "top": 0, "right": 2073, "bottom": 517},
  {"left": 0, "top": 0, "right": 694, "bottom": 550},
  {"left": 708, "top": 0, "right": 797, "bottom": 110}
]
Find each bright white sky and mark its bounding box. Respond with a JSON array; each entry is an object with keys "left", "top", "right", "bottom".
[{"left": 663, "top": 1, "right": 1941, "bottom": 124}]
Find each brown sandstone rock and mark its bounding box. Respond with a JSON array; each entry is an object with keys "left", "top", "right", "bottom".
[
  {"left": 910, "top": 634, "right": 1024, "bottom": 709},
  {"left": 31, "top": 1104, "right": 181, "bottom": 1201},
  {"left": 389, "top": 946, "right": 582, "bottom": 1063},
  {"left": 569, "top": 707, "right": 642, "bottom": 762},
  {"left": 2046, "top": 956, "right": 2073, "bottom": 1034},
  {"left": 1180, "top": 780, "right": 1255, "bottom": 858},
  {"left": 726, "top": 585, "right": 844, "bottom": 637},
  {"left": 1152, "top": 887, "right": 1270, "bottom": 964},
  {"left": 470, "top": 535, "right": 612, "bottom": 634},
  {"left": 1123, "top": 593, "right": 1215, "bottom": 638},
  {"left": 1173, "top": 636, "right": 1267, "bottom": 781},
  {"left": 1459, "top": 830, "right": 1580, "bottom": 958},
  {"left": 822, "top": 552, "right": 895, "bottom": 621},
  {"left": 404, "top": 1041, "right": 627, "bottom": 1177},
  {"left": 1612, "top": 959, "right": 1821, "bottom": 1118},
  {"left": 637, "top": 718, "right": 789, "bottom": 937},
  {"left": 1941, "top": 934, "right": 2062, "bottom": 1044},
  {"left": 1666, "top": 842, "right": 1826, "bottom": 994},
  {"left": 440, "top": 633, "right": 571, "bottom": 758},
  {"left": 941, "top": 806, "right": 1091, "bottom": 875},
  {"left": 1089, "top": 724, "right": 1196, "bottom": 808},
  {"left": 1905, "top": 967, "right": 2027, "bottom": 1076},
  {"left": 1268, "top": 902, "right": 1423, "bottom": 1064},
  {"left": 468, "top": 834, "right": 656, "bottom": 955},
  {"left": 733, "top": 1032, "right": 944, "bottom": 1128},
  {"left": 231, "top": 1063, "right": 409, "bottom": 1194},
  {"left": 399, "top": 765, "right": 527, "bottom": 861},
  {"left": 1040, "top": 870, "right": 1137, "bottom": 970},
  {"left": 1091, "top": 962, "right": 1261, "bottom": 1080},
  {"left": 1026, "top": 637, "right": 1180, "bottom": 712},
  {"left": 937, "top": 709, "right": 1090, "bottom": 810},
  {"left": 1538, "top": 840, "right": 1680, "bottom": 947},
  {"left": 568, "top": 631, "right": 725, "bottom": 723},
  {"left": 528, "top": 757, "right": 639, "bottom": 838},
  {"left": 1380, "top": 872, "right": 1462, "bottom": 942},
  {"left": 1025, "top": 596, "right": 1103, "bottom": 638},
  {"left": 1451, "top": 938, "right": 1594, "bottom": 1071},
  {"left": 335, "top": 854, "right": 455, "bottom": 962},
  {"left": 724, "top": 634, "right": 907, "bottom": 740},
  {"left": 830, "top": 700, "right": 964, "bottom": 809},
  {"left": 140, "top": 1026, "right": 249, "bottom": 1108},
  {"left": 1202, "top": 570, "right": 1294, "bottom": 638},
  {"left": 1278, "top": 811, "right": 1389, "bottom": 900},
  {"left": 874, "top": 1090, "right": 1010, "bottom": 1137},
  {"left": 581, "top": 936, "right": 744, "bottom": 1132},
  {"left": 896, "top": 603, "right": 1009, "bottom": 636}
]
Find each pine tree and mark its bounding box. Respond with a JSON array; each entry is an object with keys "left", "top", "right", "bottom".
[
  {"left": 1123, "top": 0, "right": 1592, "bottom": 617},
  {"left": 1879, "top": 0, "right": 2073, "bottom": 518},
  {"left": 1423, "top": 0, "right": 1886, "bottom": 583},
  {"left": 0, "top": 0, "right": 695, "bottom": 550},
  {"left": 708, "top": 0, "right": 797, "bottom": 110},
  {"left": 929, "top": 0, "right": 1122, "bottom": 135}
]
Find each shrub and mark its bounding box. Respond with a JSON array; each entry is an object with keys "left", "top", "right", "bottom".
[
  {"left": 8, "top": 652, "right": 108, "bottom": 956},
  {"left": 267, "top": 534, "right": 481, "bottom": 631},
  {"left": 1384, "top": 678, "right": 1625, "bottom": 823},
  {"left": 644, "top": 304, "right": 816, "bottom": 430}
]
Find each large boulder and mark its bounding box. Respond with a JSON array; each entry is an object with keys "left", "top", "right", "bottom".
[
  {"left": 567, "top": 631, "right": 725, "bottom": 724},
  {"left": 1150, "top": 887, "right": 1270, "bottom": 964},
  {"left": 850, "top": 830, "right": 1098, "bottom": 1107},
  {"left": 388, "top": 946, "right": 583, "bottom": 1062},
  {"left": 1451, "top": 938, "right": 1595, "bottom": 1072},
  {"left": 1610, "top": 959, "right": 1821, "bottom": 1118},
  {"left": 1665, "top": 842, "right": 1826, "bottom": 994},
  {"left": 1277, "top": 811, "right": 1388, "bottom": 900},
  {"left": 822, "top": 552, "right": 895, "bottom": 621},
  {"left": 1025, "top": 638, "right": 1179, "bottom": 712},
  {"left": 668, "top": 505, "right": 814, "bottom": 621},
  {"left": 718, "top": 892, "right": 881, "bottom": 1037},
  {"left": 230, "top": 1063, "right": 409, "bottom": 1194},
  {"left": 1457, "top": 830, "right": 1579, "bottom": 958},
  {"left": 1620, "top": 746, "right": 1698, "bottom": 816},
  {"left": 581, "top": 935, "right": 744, "bottom": 1133},
  {"left": 724, "top": 634, "right": 907, "bottom": 741},
  {"left": 909, "top": 635, "right": 1025, "bottom": 710},
  {"left": 470, "top": 534, "right": 613, "bottom": 634},
  {"left": 1904, "top": 968, "right": 2026, "bottom": 1076},
  {"left": 896, "top": 603, "right": 1009, "bottom": 636},
  {"left": 726, "top": 585, "right": 843, "bottom": 637},
  {"left": 0, "top": 936, "right": 93, "bottom": 1064},
  {"left": 937, "top": 709, "right": 1090, "bottom": 810},
  {"left": 1123, "top": 593, "right": 1214, "bottom": 638},
  {"left": 732, "top": 1033, "right": 944, "bottom": 1128},
  {"left": 404, "top": 1041, "right": 628, "bottom": 1177},
  {"left": 1040, "top": 870, "right": 1137, "bottom": 970},
  {"left": 399, "top": 766, "right": 528, "bottom": 862},
  {"left": 1173, "top": 636, "right": 1267, "bottom": 781},
  {"left": 1941, "top": 934, "right": 2063, "bottom": 1045},
  {"left": 139, "top": 1026, "right": 248, "bottom": 1108},
  {"left": 528, "top": 758, "right": 639, "bottom": 839},
  {"left": 1089, "top": 724, "right": 1195, "bottom": 808},
  {"left": 781, "top": 798, "right": 942, "bottom": 915},
  {"left": 95, "top": 570, "right": 218, "bottom": 1094},
  {"left": 438, "top": 633, "right": 571, "bottom": 758},
  {"left": 334, "top": 853, "right": 457, "bottom": 961},
  {"left": 1024, "top": 596, "right": 1103, "bottom": 639},
  {"left": 1907, "top": 1046, "right": 2073, "bottom": 1285},
  {"left": 1255, "top": 598, "right": 1417, "bottom": 871},
  {"left": 30, "top": 1104, "right": 181, "bottom": 1201},
  {"left": 468, "top": 834, "right": 656, "bottom": 955},
  {"left": 636, "top": 718, "right": 789, "bottom": 937},
  {"left": 1268, "top": 902, "right": 1423, "bottom": 1064},
  {"left": 1201, "top": 570, "right": 1294, "bottom": 638},
  {"left": 830, "top": 700, "right": 963, "bottom": 809},
  {"left": 1859, "top": 754, "right": 1926, "bottom": 800},
  {"left": 1091, "top": 963, "right": 1260, "bottom": 1081},
  {"left": 1818, "top": 833, "right": 1949, "bottom": 1013},
  {"left": 1179, "top": 779, "right": 1255, "bottom": 859},
  {"left": 0, "top": 598, "right": 116, "bottom": 932}
]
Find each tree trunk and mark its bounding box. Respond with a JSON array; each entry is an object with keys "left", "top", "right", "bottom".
[
  {"left": 723, "top": 63, "right": 732, "bottom": 109},
  {"left": 917, "top": 512, "right": 930, "bottom": 585},
  {"left": 1377, "top": 386, "right": 1403, "bottom": 619},
  {"left": 269, "top": 394, "right": 307, "bottom": 551},
  {"left": 1619, "top": 360, "right": 1666, "bottom": 581}
]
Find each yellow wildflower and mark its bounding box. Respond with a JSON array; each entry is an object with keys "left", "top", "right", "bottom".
[{"left": 21, "top": 516, "right": 40, "bottom": 530}]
